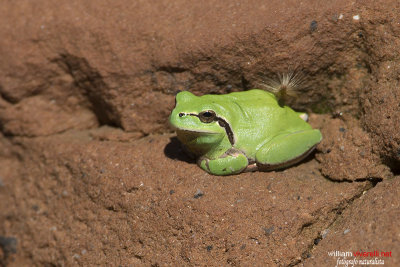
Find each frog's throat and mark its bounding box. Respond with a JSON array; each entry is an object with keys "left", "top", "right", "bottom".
[{"left": 187, "top": 113, "right": 235, "bottom": 145}]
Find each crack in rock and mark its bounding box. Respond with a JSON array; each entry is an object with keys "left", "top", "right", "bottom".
[{"left": 290, "top": 178, "right": 381, "bottom": 266}]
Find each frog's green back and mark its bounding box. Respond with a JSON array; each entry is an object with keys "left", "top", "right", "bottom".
[{"left": 200, "top": 89, "right": 312, "bottom": 158}]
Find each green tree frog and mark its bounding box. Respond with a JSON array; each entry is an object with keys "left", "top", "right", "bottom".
[{"left": 169, "top": 89, "right": 322, "bottom": 175}]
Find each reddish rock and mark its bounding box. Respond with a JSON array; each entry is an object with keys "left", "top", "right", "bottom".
[
  {"left": 0, "top": 132, "right": 370, "bottom": 266},
  {"left": 1, "top": 0, "right": 399, "bottom": 265},
  {"left": 314, "top": 114, "right": 392, "bottom": 182},
  {"left": 302, "top": 177, "right": 400, "bottom": 267}
]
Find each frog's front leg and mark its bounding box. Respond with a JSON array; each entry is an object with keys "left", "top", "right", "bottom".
[
  {"left": 198, "top": 149, "right": 248, "bottom": 176},
  {"left": 255, "top": 129, "right": 322, "bottom": 171}
]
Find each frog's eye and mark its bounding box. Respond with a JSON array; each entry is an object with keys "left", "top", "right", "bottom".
[{"left": 198, "top": 110, "right": 216, "bottom": 123}]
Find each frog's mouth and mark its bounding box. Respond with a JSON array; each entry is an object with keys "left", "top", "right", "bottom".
[
  {"left": 176, "top": 128, "right": 219, "bottom": 135},
  {"left": 188, "top": 113, "right": 235, "bottom": 145},
  {"left": 173, "top": 113, "right": 235, "bottom": 145}
]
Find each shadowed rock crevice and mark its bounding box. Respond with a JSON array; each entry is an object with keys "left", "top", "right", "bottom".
[
  {"left": 54, "top": 54, "right": 122, "bottom": 128},
  {"left": 0, "top": 86, "right": 17, "bottom": 105},
  {"left": 321, "top": 175, "right": 384, "bottom": 185}
]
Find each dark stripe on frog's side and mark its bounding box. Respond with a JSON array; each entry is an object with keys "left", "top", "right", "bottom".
[
  {"left": 216, "top": 118, "right": 235, "bottom": 145},
  {"left": 187, "top": 113, "right": 235, "bottom": 145}
]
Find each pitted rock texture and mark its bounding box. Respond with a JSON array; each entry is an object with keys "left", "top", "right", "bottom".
[
  {"left": 1, "top": 0, "right": 399, "bottom": 266},
  {"left": 302, "top": 177, "right": 400, "bottom": 267}
]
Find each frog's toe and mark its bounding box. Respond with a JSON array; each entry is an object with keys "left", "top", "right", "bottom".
[{"left": 298, "top": 112, "right": 309, "bottom": 121}]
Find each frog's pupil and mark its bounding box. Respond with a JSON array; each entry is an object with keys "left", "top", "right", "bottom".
[
  {"left": 179, "top": 113, "right": 184, "bottom": 117},
  {"left": 197, "top": 110, "right": 216, "bottom": 123}
]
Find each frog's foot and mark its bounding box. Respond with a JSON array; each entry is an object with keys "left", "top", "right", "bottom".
[
  {"left": 298, "top": 112, "right": 309, "bottom": 122},
  {"left": 198, "top": 149, "right": 248, "bottom": 176},
  {"left": 255, "top": 129, "right": 322, "bottom": 171}
]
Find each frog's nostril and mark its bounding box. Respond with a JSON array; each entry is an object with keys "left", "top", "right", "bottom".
[{"left": 179, "top": 113, "right": 184, "bottom": 117}]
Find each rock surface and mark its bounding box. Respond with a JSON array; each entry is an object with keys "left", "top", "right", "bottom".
[
  {"left": 302, "top": 177, "right": 400, "bottom": 267},
  {"left": 1, "top": 0, "right": 399, "bottom": 266}
]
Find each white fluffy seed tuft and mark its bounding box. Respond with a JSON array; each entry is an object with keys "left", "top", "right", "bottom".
[{"left": 258, "top": 70, "right": 304, "bottom": 101}]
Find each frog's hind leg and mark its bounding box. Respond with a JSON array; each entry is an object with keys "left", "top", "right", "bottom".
[{"left": 255, "top": 129, "right": 322, "bottom": 171}]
